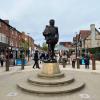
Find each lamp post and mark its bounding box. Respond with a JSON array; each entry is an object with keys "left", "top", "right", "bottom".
[
  {"left": 27, "top": 33, "right": 30, "bottom": 62},
  {"left": 75, "top": 34, "right": 80, "bottom": 69}
]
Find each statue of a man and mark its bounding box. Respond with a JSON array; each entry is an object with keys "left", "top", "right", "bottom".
[{"left": 43, "top": 19, "right": 59, "bottom": 61}]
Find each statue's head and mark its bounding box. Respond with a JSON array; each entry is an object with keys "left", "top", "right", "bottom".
[{"left": 49, "top": 19, "right": 55, "bottom": 26}]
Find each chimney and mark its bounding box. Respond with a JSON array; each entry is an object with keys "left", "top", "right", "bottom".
[
  {"left": 90, "top": 24, "right": 96, "bottom": 47},
  {"left": 90, "top": 24, "right": 95, "bottom": 33}
]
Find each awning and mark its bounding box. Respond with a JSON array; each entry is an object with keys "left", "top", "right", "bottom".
[{"left": 0, "top": 42, "right": 9, "bottom": 47}]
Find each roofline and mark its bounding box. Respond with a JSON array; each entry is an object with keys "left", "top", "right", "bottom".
[{"left": 0, "top": 18, "right": 21, "bottom": 34}]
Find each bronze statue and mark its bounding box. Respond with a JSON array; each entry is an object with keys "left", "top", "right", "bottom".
[{"left": 43, "top": 19, "right": 59, "bottom": 61}]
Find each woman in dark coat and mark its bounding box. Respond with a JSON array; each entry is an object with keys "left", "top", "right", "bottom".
[
  {"left": 33, "top": 50, "right": 40, "bottom": 69},
  {"left": 84, "top": 55, "right": 90, "bottom": 69}
]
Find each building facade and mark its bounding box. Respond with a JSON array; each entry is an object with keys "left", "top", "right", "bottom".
[
  {"left": 0, "top": 18, "right": 34, "bottom": 59},
  {"left": 73, "top": 24, "right": 100, "bottom": 56}
]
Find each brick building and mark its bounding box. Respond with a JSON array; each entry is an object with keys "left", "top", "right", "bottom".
[
  {"left": 0, "top": 18, "right": 34, "bottom": 59},
  {"left": 0, "top": 19, "right": 22, "bottom": 49}
]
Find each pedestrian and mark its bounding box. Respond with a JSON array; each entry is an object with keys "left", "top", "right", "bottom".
[
  {"left": 33, "top": 50, "right": 40, "bottom": 69},
  {"left": 62, "top": 52, "right": 67, "bottom": 68},
  {"left": 0, "top": 53, "right": 4, "bottom": 67},
  {"left": 67, "top": 53, "right": 70, "bottom": 64},
  {"left": 45, "top": 53, "right": 49, "bottom": 60},
  {"left": 55, "top": 53, "right": 59, "bottom": 63},
  {"left": 70, "top": 52, "right": 76, "bottom": 68},
  {"left": 9, "top": 52, "right": 14, "bottom": 66},
  {"left": 84, "top": 54, "right": 90, "bottom": 69}
]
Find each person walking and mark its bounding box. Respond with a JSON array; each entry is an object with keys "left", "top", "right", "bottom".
[
  {"left": 84, "top": 54, "right": 90, "bottom": 69},
  {"left": 0, "top": 53, "right": 4, "bottom": 67},
  {"left": 70, "top": 52, "right": 76, "bottom": 68},
  {"left": 9, "top": 52, "right": 13, "bottom": 66},
  {"left": 33, "top": 50, "right": 40, "bottom": 69},
  {"left": 62, "top": 52, "right": 67, "bottom": 68}
]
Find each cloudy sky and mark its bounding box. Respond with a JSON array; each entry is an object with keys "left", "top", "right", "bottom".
[{"left": 0, "top": 0, "right": 100, "bottom": 45}]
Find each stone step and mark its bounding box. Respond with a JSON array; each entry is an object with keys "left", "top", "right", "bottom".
[
  {"left": 17, "top": 79, "right": 85, "bottom": 94},
  {"left": 37, "top": 71, "right": 64, "bottom": 79},
  {"left": 27, "top": 75, "right": 74, "bottom": 86}
]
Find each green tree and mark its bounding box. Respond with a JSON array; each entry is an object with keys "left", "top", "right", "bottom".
[
  {"left": 42, "top": 42, "right": 48, "bottom": 51},
  {"left": 20, "top": 39, "right": 28, "bottom": 51}
]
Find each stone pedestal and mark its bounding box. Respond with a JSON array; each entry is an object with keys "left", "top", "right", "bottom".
[
  {"left": 38, "top": 62, "right": 64, "bottom": 78},
  {"left": 41, "top": 63, "right": 60, "bottom": 75}
]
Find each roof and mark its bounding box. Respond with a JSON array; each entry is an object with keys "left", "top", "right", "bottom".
[
  {"left": 0, "top": 18, "right": 21, "bottom": 34},
  {"left": 95, "top": 28, "right": 100, "bottom": 34},
  {"left": 79, "top": 30, "right": 91, "bottom": 39},
  {"left": 59, "top": 42, "right": 74, "bottom": 48}
]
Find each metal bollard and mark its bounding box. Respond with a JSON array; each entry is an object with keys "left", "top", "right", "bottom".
[
  {"left": 21, "top": 58, "right": 24, "bottom": 70},
  {"left": 6, "top": 59, "right": 9, "bottom": 71},
  {"left": 5, "top": 51, "right": 10, "bottom": 71},
  {"left": 77, "top": 57, "right": 80, "bottom": 69},
  {"left": 92, "top": 58, "right": 96, "bottom": 70}
]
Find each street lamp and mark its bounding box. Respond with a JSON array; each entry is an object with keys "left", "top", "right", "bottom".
[
  {"left": 75, "top": 34, "right": 80, "bottom": 69},
  {"left": 27, "top": 33, "right": 30, "bottom": 62}
]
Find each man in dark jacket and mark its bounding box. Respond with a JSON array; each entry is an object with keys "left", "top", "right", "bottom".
[{"left": 33, "top": 50, "right": 40, "bottom": 69}]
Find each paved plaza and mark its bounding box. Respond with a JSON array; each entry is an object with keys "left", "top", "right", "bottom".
[{"left": 0, "top": 60, "right": 100, "bottom": 100}]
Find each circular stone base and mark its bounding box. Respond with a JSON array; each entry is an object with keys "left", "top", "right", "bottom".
[
  {"left": 17, "top": 62, "right": 85, "bottom": 95},
  {"left": 17, "top": 72, "right": 85, "bottom": 95},
  {"left": 28, "top": 75, "right": 74, "bottom": 86},
  {"left": 38, "top": 71, "right": 64, "bottom": 79},
  {"left": 17, "top": 79, "right": 85, "bottom": 94}
]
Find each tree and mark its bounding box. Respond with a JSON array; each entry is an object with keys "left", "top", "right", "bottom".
[
  {"left": 20, "top": 39, "right": 28, "bottom": 51},
  {"left": 42, "top": 42, "right": 48, "bottom": 51}
]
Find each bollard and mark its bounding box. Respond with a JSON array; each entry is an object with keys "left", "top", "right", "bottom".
[
  {"left": 6, "top": 59, "right": 9, "bottom": 71},
  {"left": 21, "top": 58, "right": 24, "bottom": 70},
  {"left": 77, "top": 57, "right": 80, "bottom": 69},
  {"left": 92, "top": 58, "right": 96, "bottom": 70},
  {"left": 5, "top": 51, "right": 9, "bottom": 71},
  {"left": 21, "top": 51, "right": 25, "bottom": 70}
]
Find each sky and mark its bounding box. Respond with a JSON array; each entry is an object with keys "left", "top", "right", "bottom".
[{"left": 0, "top": 0, "right": 100, "bottom": 45}]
